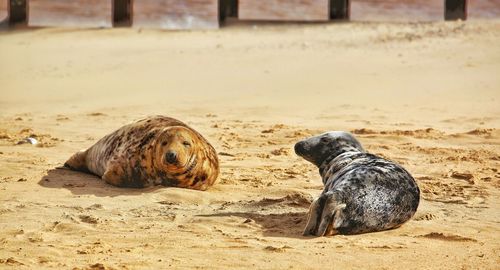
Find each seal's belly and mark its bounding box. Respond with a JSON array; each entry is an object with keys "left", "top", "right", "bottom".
[{"left": 331, "top": 167, "right": 420, "bottom": 234}]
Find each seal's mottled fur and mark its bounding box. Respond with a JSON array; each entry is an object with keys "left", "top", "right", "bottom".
[
  {"left": 65, "top": 116, "right": 219, "bottom": 191},
  {"left": 295, "top": 131, "right": 419, "bottom": 236}
]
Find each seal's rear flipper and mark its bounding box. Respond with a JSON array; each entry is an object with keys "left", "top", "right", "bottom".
[
  {"left": 317, "top": 199, "right": 346, "bottom": 237},
  {"left": 303, "top": 191, "right": 346, "bottom": 237},
  {"left": 64, "top": 150, "right": 89, "bottom": 172}
]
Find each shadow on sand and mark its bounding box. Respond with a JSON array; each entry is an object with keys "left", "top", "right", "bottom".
[
  {"left": 38, "top": 168, "right": 162, "bottom": 197},
  {"left": 197, "top": 211, "right": 310, "bottom": 239}
]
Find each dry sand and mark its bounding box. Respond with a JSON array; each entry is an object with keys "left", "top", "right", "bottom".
[{"left": 0, "top": 20, "right": 499, "bottom": 269}]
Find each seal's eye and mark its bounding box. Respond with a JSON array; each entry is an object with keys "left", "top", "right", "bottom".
[
  {"left": 182, "top": 141, "right": 191, "bottom": 147},
  {"left": 320, "top": 137, "right": 330, "bottom": 144}
]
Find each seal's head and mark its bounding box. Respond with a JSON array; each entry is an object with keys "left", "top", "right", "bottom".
[
  {"left": 294, "top": 131, "right": 364, "bottom": 167},
  {"left": 154, "top": 126, "right": 219, "bottom": 191}
]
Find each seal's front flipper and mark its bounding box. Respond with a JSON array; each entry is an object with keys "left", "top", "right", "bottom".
[
  {"left": 303, "top": 191, "right": 346, "bottom": 237},
  {"left": 316, "top": 193, "right": 346, "bottom": 237},
  {"left": 303, "top": 196, "right": 324, "bottom": 236},
  {"left": 102, "top": 161, "right": 126, "bottom": 187},
  {"left": 64, "top": 150, "right": 89, "bottom": 172}
]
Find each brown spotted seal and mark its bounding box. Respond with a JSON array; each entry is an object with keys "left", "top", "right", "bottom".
[{"left": 64, "top": 116, "right": 219, "bottom": 190}]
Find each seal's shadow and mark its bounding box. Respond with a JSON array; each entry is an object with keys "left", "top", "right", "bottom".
[
  {"left": 197, "top": 211, "right": 309, "bottom": 239},
  {"left": 38, "top": 168, "right": 161, "bottom": 197}
]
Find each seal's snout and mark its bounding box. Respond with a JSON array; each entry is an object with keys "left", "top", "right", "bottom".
[
  {"left": 294, "top": 141, "right": 306, "bottom": 156},
  {"left": 165, "top": 151, "right": 177, "bottom": 164}
]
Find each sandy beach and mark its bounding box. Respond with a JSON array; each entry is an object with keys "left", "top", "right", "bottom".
[{"left": 0, "top": 19, "right": 499, "bottom": 269}]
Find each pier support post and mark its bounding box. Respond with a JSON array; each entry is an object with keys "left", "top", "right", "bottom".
[
  {"left": 445, "top": 0, "right": 468, "bottom": 21},
  {"left": 220, "top": 0, "right": 237, "bottom": 21},
  {"left": 330, "top": 0, "right": 350, "bottom": 20},
  {"left": 9, "top": 0, "right": 26, "bottom": 23}
]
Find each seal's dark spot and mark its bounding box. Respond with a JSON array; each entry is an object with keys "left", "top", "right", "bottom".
[
  {"left": 104, "top": 136, "right": 122, "bottom": 160},
  {"left": 192, "top": 177, "right": 201, "bottom": 185},
  {"left": 162, "top": 178, "right": 179, "bottom": 187},
  {"left": 138, "top": 132, "right": 156, "bottom": 149},
  {"left": 191, "top": 173, "right": 206, "bottom": 186}
]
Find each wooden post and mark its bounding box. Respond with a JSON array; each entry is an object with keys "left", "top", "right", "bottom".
[
  {"left": 132, "top": 0, "right": 220, "bottom": 30},
  {"left": 220, "top": 0, "right": 237, "bottom": 21},
  {"left": 445, "top": 0, "right": 468, "bottom": 20},
  {"left": 9, "top": 0, "right": 27, "bottom": 23},
  {"left": 28, "top": 0, "right": 113, "bottom": 28},
  {"left": 114, "top": 0, "right": 131, "bottom": 24},
  {"left": 330, "top": 0, "right": 350, "bottom": 20},
  {"left": 238, "top": 0, "right": 330, "bottom": 21}
]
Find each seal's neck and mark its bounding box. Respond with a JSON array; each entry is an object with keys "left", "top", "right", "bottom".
[{"left": 318, "top": 146, "right": 363, "bottom": 180}]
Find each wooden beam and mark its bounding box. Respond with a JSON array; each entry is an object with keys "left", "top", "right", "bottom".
[
  {"left": 238, "top": 0, "right": 330, "bottom": 22},
  {"left": 28, "top": 0, "right": 113, "bottom": 28},
  {"left": 350, "top": 0, "right": 444, "bottom": 22},
  {"left": 445, "top": 0, "right": 468, "bottom": 20},
  {"left": 132, "top": 0, "right": 219, "bottom": 30}
]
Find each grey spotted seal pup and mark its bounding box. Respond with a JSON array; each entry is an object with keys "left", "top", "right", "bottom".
[
  {"left": 65, "top": 116, "right": 219, "bottom": 191},
  {"left": 294, "top": 131, "right": 420, "bottom": 236}
]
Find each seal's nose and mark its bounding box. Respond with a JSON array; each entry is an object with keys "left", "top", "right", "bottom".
[
  {"left": 294, "top": 142, "right": 305, "bottom": 156},
  {"left": 165, "top": 151, "right": 177, "bottom": 164}
]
